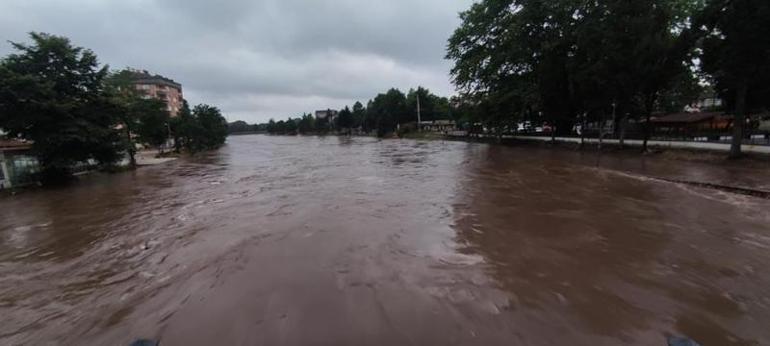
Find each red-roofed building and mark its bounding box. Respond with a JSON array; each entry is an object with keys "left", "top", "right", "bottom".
[
  {"left": 650, "top": 112, "right": 732, "bottom": 135},
  {"left": 127, "top": 69, "right": 184, "bottom": 117}
]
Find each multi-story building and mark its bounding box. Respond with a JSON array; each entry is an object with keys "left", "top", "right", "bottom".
[{"left": 128, "top": 69, "right": 184, "bottom": 116}]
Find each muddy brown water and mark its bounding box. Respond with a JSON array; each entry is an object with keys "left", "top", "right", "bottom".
[{"left": 1, "top": 135, "right": 769, "bottom": 345}]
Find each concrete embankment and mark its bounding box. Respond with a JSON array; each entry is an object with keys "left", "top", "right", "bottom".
[{"left": 512, "top": 135, "right": 770, "bottom": 154}]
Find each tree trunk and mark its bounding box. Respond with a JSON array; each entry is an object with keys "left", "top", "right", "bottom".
[
  {"left": 619, "top": 115, "right": 627, "bottom": 148},
  {"left": 641, "top": 94, "right": 656, "bottom": 153},
  {"left": 550, "top": 120, "right": 556, "bottom": 143},
  {"left": 579, "top": 113, "right": 587, "bottom": 149},
  {"left": 729, "top": 82, "right": 748, "bottom": 159},
  {"left": 642, "top": 113, "right": 651, "bottom": 152},
  {"left": 598, "top": 113, "right": 605, "bottom": 151},
  {"left": 124, "top": 123, "right": 136, "bottom": 168}
]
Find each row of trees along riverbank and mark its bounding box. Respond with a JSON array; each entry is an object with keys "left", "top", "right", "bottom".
[
  {"left": 225, "top": 87, "right": 457, "bottom": 138},
  {"left": 0, "top": 33, "right": 228, "bottom": 185},
  {"left": 446, "top": 0, "right": 770, "bottom": 158}
]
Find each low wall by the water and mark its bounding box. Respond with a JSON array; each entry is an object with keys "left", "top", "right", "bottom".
[{"left": 510, "top": 135, "right": 770, "bottom": 154}]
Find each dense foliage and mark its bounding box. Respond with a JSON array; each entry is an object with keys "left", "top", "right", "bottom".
[
  {"left": 0, "top": 33, "right": 229, "bottom": 184},
  {"left": 258, "top": 87, "right": 454, "bottom": 137},
  {"left": 228, "top": 120, "right": 258, "bottom": 134},
  {"left": 445, "top": 0, "right": 770, "bottom": 156},
  {"left": 700, "top": 0, "right": 770, "bottom": 157},
  {"left": 0, "top": 33, "right": 122, "bottom": 183},
  {"left": 171, "top": 102, "right": 228, "bottom": 153}
]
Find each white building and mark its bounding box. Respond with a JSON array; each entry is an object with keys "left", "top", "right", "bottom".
[{"left": 315, "top": 109, "right": 338, "bottom": 123}]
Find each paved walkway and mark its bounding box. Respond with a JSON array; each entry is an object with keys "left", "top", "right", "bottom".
[{"left": 513, "top": 135, "right": 770, "bottom": 154}]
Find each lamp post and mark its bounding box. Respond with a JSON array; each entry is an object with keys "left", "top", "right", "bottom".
[{"left": 417, "top": 93, "right": 422, "bottom": 132}]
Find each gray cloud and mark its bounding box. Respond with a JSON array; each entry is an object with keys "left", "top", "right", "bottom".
[{"left": 0, "top": 0, "right": 473, "bottom": 123}]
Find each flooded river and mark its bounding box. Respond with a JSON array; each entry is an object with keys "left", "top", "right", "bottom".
[{"left": 1, "top": 135, "right": 769, "bottom": 345}]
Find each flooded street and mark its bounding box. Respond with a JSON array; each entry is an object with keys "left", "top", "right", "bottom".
[{"left": 1, "top": 135, "right": 769, "bottom": 345}]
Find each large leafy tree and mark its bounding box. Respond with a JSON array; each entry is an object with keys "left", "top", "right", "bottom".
[
  {"left": 228, "top": 120, "right": 255, "bottom": 134},
  {"left": 700, "top": 0, "right": 770, "bottom": 158},
  {"left": 170, "top": 102, "right": 227, "bottom": 152},
  {"left": 106, "top": 69, "right": 172, "bottom": 162},
  {"left": 351, "top": 101, "right": 366, "bottom": 130},
  {"left": 134, "top": 99, "right": 170, "bottom": 150},
  {"left": 447, "top": 0, "right": 701, "bottom": 147},
  {"left": 336, "top": 106, "right": 354, "bottom": 134},
  {"left": 571, "top": 0, "right": 699, "bottom": 149},
  {"left": 297, "top": 113, "right": 315, "bottom": 134},
  {"left": 314, "top": 113, "right": 330, "bottom": 134},
  {"left": 406, "top": 87, "right": 452, "bottom": 122},
  {"left": 284, "top": 117, "right": 298, "bottom": 134},
  {"left": 0, "top": 32, "right": 122, "bottom": 183},
  {"left": 170, "top": 99, "right": 193, "bottom": 152},
  {"left": 191, "top": 104, "right": 228, "bottom": 150},
  {"left": 447, "top": 0, "right": 576, "bottom": 136},
  {"left": 368, "top": 88, "right": 407, "bottom": 136},
  {"left": 104, "top": 70, "right": 140, "bottom": 166}
]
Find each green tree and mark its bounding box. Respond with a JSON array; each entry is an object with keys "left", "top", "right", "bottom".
[
  {"left": 106, "top": 69, "right": 173, "bottom": 158},
  {"left": 700, "top": 0, "right": 770, "bottom": 158},
  {"left": 406, "top": 87, "right": 452, "bottom": 123},
  {"left": 284, "top": 117, "right": 298, "bottom": 134},
  {"left": 192, "top": 104, "right": 228, "bottom": 150},
  {"left": 105, "top": 69, "right": 140, "bottom": 167},
  {"left": 298, "top": 113, "right": 316, "bottom": 134},
  {"left": 570, "top": 0, "right": 699, "bottom": 149},
  {"left": 266, "top": 119, "right": 277, "bottom": 134},
  {"left": 448, "top": 0, "right": 701, "bottom": 147},
  {"left": 369, "top": 89, "right": 407, "bottom": 136},
  {"left": 364, "top": 100, "right": 377, "bottom": 133},
  {"left": 352, "top": 101, "right": 366, "bottom": 130},
  {"left": 169, "top": 99, "right": 193, "bottom": 152},
  {"left": 336, "top": 106, "right": 354, "bottom": 134},
  {"left": 228, "top": 120, "right": 255, "bottom": 134},
  {"left": 0, "top": 32, "right": 122, "bottom": 184},
  {"left": 135, "top": 99, "right": 170, "bottom": 150},
  {"left": 169, "top": 102, "right": 227, "bottom": 153},
  {"left": 657, "top": 73, "right": 704, "bottom": 114},
  {"left": 447, "top": 0, "right": 554, "bottom": 136},
  {"left": 314, "top": 113, "right": 330, "bottom": 134}
]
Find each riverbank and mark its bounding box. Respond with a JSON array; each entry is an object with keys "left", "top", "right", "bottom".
[
  {"left": 405, "top": 132, "right": 770, "bottom": 164},
  {"left": 400, "top": 131, "right": 770, "bottom": 196},
  {"left": 512, "top": 135, "right": 770, "bottom": 155}
]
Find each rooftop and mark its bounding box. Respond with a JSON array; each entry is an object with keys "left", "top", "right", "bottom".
[
  {"left": 651, "top": 112, "right": 724, "bottom": 124},
  {"left": 0, "top": 138, "right": 32, "bottom": 151},
  {"left": 127, "top": 69, "right": 182, "bottom": 90}
]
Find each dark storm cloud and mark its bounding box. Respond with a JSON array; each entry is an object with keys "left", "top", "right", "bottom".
[{"left": 0, "top": 0, "right": 473, "bottom": 123}]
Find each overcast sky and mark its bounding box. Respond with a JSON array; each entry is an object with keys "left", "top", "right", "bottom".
[{"left": 0, "top": 0, "right": 474, "bottom": 123}]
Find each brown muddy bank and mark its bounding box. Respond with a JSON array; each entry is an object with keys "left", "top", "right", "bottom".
[{"left": 1, "top": 134, "right": 769, "bottom": 345}]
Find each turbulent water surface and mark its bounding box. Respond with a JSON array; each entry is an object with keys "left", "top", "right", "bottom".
[{"left": 1, "top": 135, "right": 769, "bottom": 345}]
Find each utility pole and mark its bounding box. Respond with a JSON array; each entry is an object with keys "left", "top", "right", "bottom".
[{"left": 416, "top": 93, "right": 422, "bottom": 132}]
